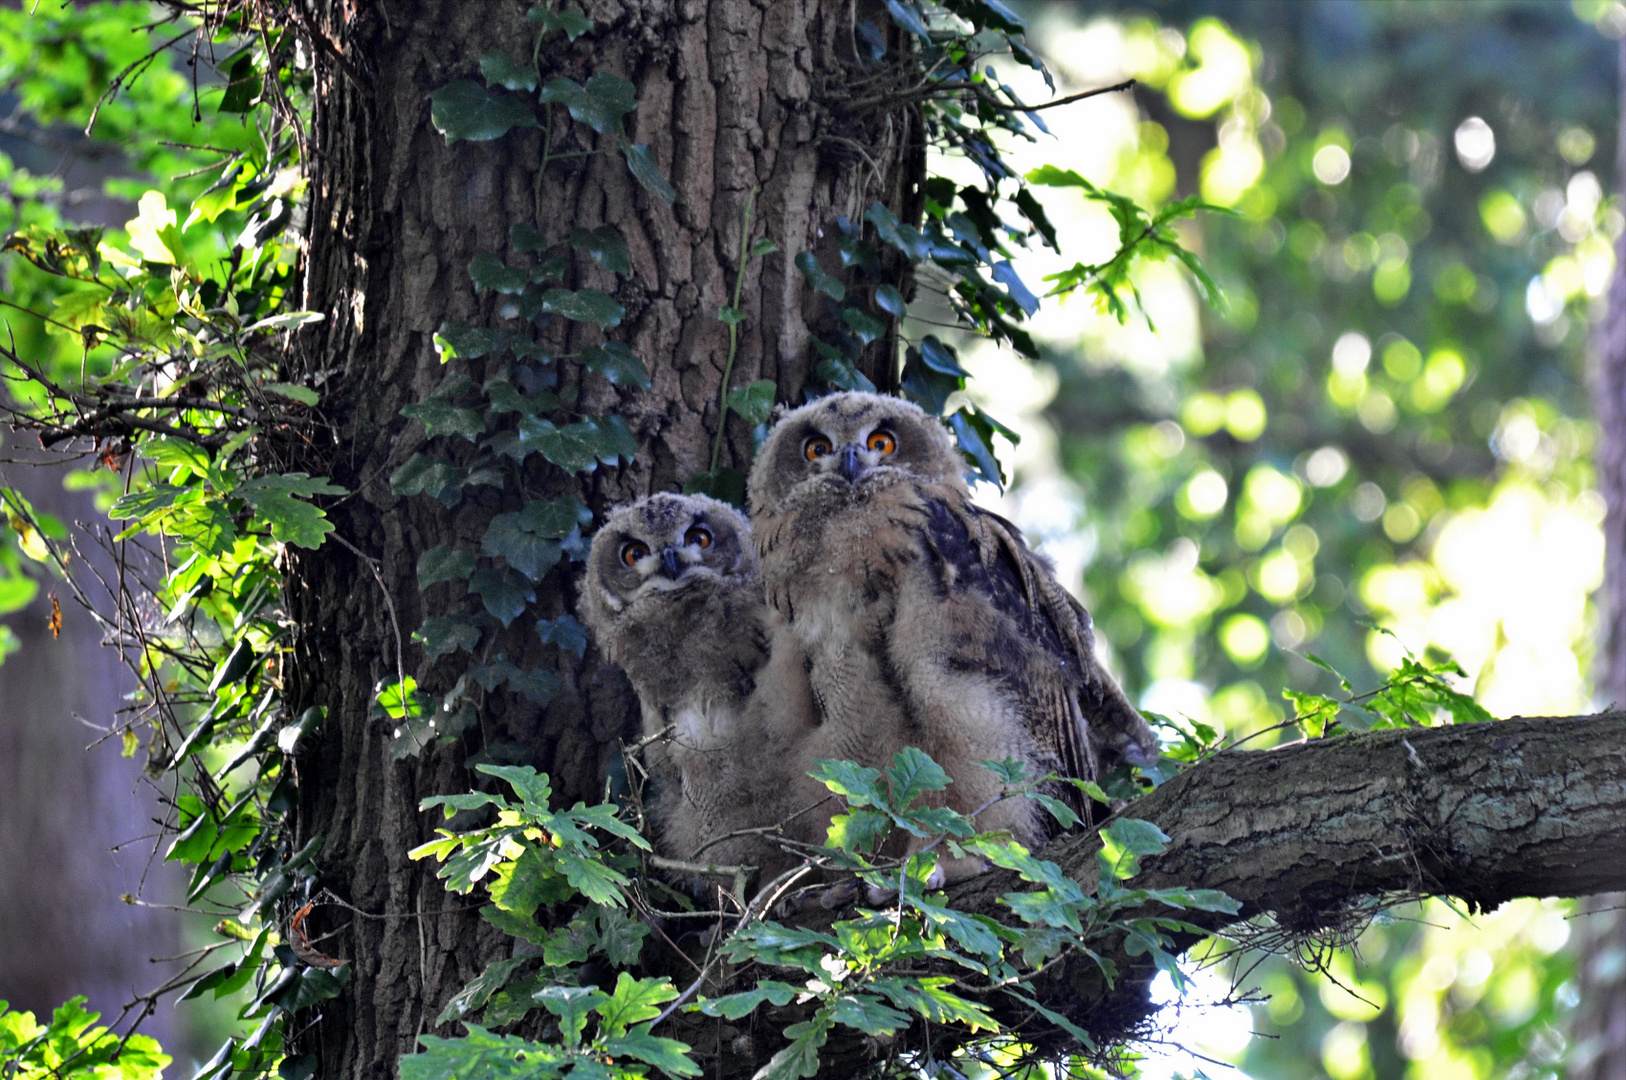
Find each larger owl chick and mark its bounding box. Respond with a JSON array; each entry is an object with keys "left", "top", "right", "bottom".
[
  {"left": 581, "top": 493, "right": 823, "bottom": 883},
  {"left": 747, "top": 391, "right": 1158, "bottom": 875}
]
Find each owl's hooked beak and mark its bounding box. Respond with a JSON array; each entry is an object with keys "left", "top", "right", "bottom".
[
  {"left": 657, "top": 546, "right": 685, "bottom": 580},
  {"left": 839, "top": 444, "right": 867, "bottom": 483}
]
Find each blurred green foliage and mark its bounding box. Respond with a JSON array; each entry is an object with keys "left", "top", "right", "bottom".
[
  {"left": 1019, "top": 0, "right": 1612, "bottom": 740},
  {"left": 990, "top": 2, "right": 1614, "bottom": 1077},
  {"left": 0, "top": 996, "right": 169, "bottom": 1080}
]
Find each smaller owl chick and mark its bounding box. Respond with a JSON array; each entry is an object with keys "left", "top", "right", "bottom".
[
  {"left": 581, "top": 493, "right": 823, "bottom": 884},
  {"left": 747, "top": 392, "right": 1158, "bottom": 883}
]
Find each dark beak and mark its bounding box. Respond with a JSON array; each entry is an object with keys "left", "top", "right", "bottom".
[
  {"left": 839, "top": 445, "right": 865, "bottom": 483},
  {"left": 658, "top": 547, "right": 683, "bottom": 580}
]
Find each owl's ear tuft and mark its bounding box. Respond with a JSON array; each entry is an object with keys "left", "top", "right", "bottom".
[{"left": 769, "top": 401, "right": 792, "bottom": 424}]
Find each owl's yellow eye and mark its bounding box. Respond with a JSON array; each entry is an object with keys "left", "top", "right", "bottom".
[
  {"left": 684, "top": 525, "right": 713, "bottom": 549},
  {"left": 803, "top": 436, "right": 833, "bottom": 461},
  {"left": 620, "top": 541, "right": 650, "bottom": 567},
  {"left": 867, "top": 430, "right": 896, "bottom": 455}
]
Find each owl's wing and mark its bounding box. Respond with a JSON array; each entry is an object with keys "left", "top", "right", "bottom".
[{"left": 915, "top": 490, "right": 1155, "bottom": 797}]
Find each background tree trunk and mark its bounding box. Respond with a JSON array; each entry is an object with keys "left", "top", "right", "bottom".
[
  {"left": 0, "top": 451, "right": 180, "bottom": 1051},
  {"left": 284, "top": 3, "right": 917, "bottom": 1078},
  {"left": 1574, "top": 33, "right": 1626, "bottom": 1080}
]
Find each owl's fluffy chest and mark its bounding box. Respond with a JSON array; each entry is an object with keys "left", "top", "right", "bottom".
[{"left": 764, "top": 481, "right": 923, "bottom": 628}]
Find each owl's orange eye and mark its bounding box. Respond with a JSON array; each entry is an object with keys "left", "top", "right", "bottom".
[
  {"left": 620, "top": 541, "right": 650, "bottom": 567},
  {"left": 684, "top": 525, "right": 713, "bottom": 549},
  {"left": 803, "top": 436, "right": 833, "bottom": 461},
  {"left": 867, "top": 430, "right": 896, "bottom": 455}
]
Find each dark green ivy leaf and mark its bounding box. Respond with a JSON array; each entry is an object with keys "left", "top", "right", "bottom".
[
  {"left": 884, "top": 0, "right": 930, "bottom": 37},
  {"left": 816, "top": 356, "right": 877, "bottom": 394},
  {"left": 518, "top": 419, "right": 598, "bottom": 473},
  {"left": 389, "top": 454, "right": 466, "bottom": 504},
  {"left": 427, "top": 371, "right": 477, "bottom": 401},
  {"left": 948, "top": 408, "right": 1005, "bottom": 489},
  {"left": 469, "top": 251, "right": 530, "bottom": 294},
  {"left": 539, "top": 72, "right": 636, "bottom": 135},
  {"left": 569, "top": 225, "right": 631, "bottom": 274},
  {"left": 413, "top": 617, "right": 482, "bottom": 659},
  {"left": 527, "top": 5, "right": 594, "bottom": 40},
  {"left": 276, "top": 966, "right": 352, "bottom": 1013},
  {"left": 401, "top": 399, "right": 485, "bottom": 441},
  {"left": 1014, "top": 185, "right": 1058, "bottom": 249},
  {"left": 795, "top": 251, "right": 845, "bottom": 301},
  {"left": 991, "top": 259, "right": 1039, "bottom": 316},
  {"left": 529, "top": 254, "right": 570, "bottom": 283},
  {"left": 468, "top": 567, "right": 536, "bottom": 626},
  {"left": 873, "top": 284, "right": 906, "bottom": 317},
  {"left": 592, "top": 414, "right": 638, "bottom": 463},
  {"left": 537, "top": 614, "right": 589, "bottom": 657},
  {"left": 219, "top": 53, "right": 262, "bottom": 114},
  {"left": 725, "top": 380, "right": 777, "bottom": 427},
  {"left": 429, "top": 80, "right": 539, "bottom": 143},
  {"left": 485, "top": 378, "right": 560, "bottom": 417},
  {"left": 470, "top": 660, "right": 563, "bottom": 707},
  {"left": 682, "top": 467, "right": 746, "bottom": 507},
  {"left": 945, "top": 0, "right": 1027, "bottom": 33},
  {"left": 517, "top": 416, "right": 634, "bottom": 473},
  {"left": 434, "top": 321, "right": 499, "bottom": 359},
  {"left": 539, "top": 288, "right": 625, "bottom": 328},
  {"left": 841, "top": 306, "right": 887, "bottom": 345},
  {"left": 863, "top": 201, "right": 932, "bottom": 262},
  {"left": 619, "top": 135, "right": 677, "bottom": 204},
  {"left": 582, "top": 342, "right": 650, "bottom": 389},
  {"left": 509, "top": 223, "right": 547, "bottom": 252},
  {"left": 479, "top": 50, "right": 536, "bottom": 92},
  {"left": 522, "top": 495, "right": 595, "bottom": 537},
  {"left": 417, "top": 545, "right": 477, "bottom": 589},
  {"left": 918, "top": 335, "right": 970, "bottom": 377},
  {"left": 483, "top": 513, "right": 564, "bottom": 581},
  {"left": 507, "top": 666, "right": 562, "bottom": 706}
]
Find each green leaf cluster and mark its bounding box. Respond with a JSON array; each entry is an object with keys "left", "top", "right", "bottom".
[{"left": 0, "top": 997, "right": 169, "bottom": 1080}]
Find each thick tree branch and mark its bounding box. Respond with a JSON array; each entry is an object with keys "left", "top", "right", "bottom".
[{"left": 946, "top": 712, "right": 1626, "bottom": 1039}]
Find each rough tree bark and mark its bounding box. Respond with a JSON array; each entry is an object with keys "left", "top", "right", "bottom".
[
  {"left": 949, "top": 712, "right": 1626, "bottom": 1039},
  {"left": 283, "top": 4, "right": 915, "bottom": 1079}
]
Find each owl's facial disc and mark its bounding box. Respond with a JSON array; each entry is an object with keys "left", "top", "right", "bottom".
[
  {"left": 622, "top": 518, "right": 727, "bottom": 595},
  {"left": 802, "top": 425, "right": 899, "bottom": 485}
]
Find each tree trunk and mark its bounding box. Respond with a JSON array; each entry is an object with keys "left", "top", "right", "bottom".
[{"left": 284, "top": 3, "right": 916, "bottom": 1078}]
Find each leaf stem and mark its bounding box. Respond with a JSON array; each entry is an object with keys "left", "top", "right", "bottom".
[{"left": 708, "top": 187, "right": 758, "bottom": 474}]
